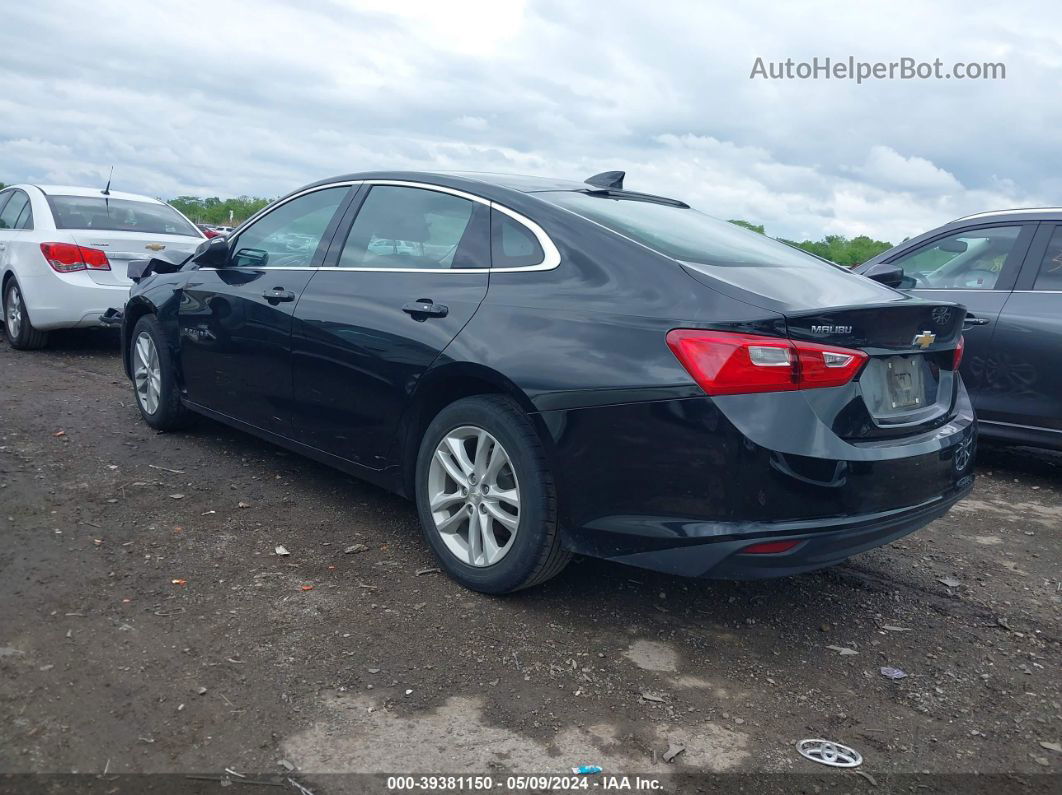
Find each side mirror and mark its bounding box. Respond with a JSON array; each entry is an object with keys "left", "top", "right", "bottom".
[
  {"left": 193, "top": 235, "right": 230, "bottom": 268},
  {"left": 861, "top": 261, "right": 904, "bottom": 288}
]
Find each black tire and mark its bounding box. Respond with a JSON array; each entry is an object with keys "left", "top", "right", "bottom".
[
  {"left": 130, "top": 314, "right": 194, "bottom": 431},
  {"left": 414, "top": 395, "right": 571, "bottom": 594},
  {"left": 3, "top": 279, "right": 49, "bottom": 350}
]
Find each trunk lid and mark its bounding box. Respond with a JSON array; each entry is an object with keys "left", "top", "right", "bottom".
[
  {"left": 69, "top": 231, "right": 202, "bottom": 286},
  {"left": 680, "top": 261, "right": 965, "bottom": 437}
]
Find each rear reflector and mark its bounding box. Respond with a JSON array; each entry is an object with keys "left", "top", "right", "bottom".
[
  {"left": 953, "top": 335, "right": 965, "bottom": 369},
  {"left": 40, "top": 242, "right": 111, "bottom": 272},
  {"left": 740, "top": 540, "right": 800, "bottom": 555},
  {"left": 666, "top": 329, "right": 868, "bottom": 396}
]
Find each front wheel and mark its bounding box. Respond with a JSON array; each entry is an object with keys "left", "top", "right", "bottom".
[
  {"left": 4, "top": 280, "right": 48, "bottom": 350},
  {"left": 130, "top": 315, "right": 193, "bottom": 431},
  {"left": 414, "top": 395, "right": 571, "bottom": 593}
]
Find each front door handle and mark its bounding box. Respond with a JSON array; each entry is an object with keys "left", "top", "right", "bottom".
[
  {"left": 402, "top": 300, "right": 448, "bottom": 319},
  {"left": 963, "top": 313, "right": 991, "bottom": 329},
  {"left": 263, "top": 287, "right": 296, "bottom": 304}
]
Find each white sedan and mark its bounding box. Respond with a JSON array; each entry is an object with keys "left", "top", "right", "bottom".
[{"left": 0, "top": 184, "right": 205, "bottom": 349}]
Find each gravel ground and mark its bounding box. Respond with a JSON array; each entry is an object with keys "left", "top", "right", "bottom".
[{"left": 0, "top": 331, "right": 1059, "bottom": 792}]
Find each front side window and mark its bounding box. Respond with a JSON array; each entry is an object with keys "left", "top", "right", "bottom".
[
  {"left": 1033, "top": 226, "right": 1062, "bottom": 291},
  {"left": 48, "top": 196, "right": 199, "bottom": 236},
  {"left": 230, "top": 187, "right": 348, "bottom": 268},
  {"left": 0, "top": 191, "right": 29, "bottom": 231},
  {"left": 338, "top": 186, "right": 484, "bottom": 269},
  {"left": 891, "top": 226, "right": 1022, "bottom": 289}
]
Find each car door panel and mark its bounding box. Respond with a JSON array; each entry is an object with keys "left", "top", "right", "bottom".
[
  {"left": 888, "top": 222, "right": 1035, "bottom": 423},
  {"left": 982, "top": 222, "right": 1062, "bottom": 433},
  {"left": 177, "top": 185, "right": 353, "bottom": 436},
  {"left": 291, "top": 184, "right": 491, "bottom": 468}
]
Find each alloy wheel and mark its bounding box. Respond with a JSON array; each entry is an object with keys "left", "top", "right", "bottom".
[
  {"left": 133, "top": 331, "right": 162, "bottom": 415},
  {"left": 6, "top": 286, "right": 23, "bottom": 338},
  {"left": 427, "top": 425, "right": 520, "bottom": 567}
]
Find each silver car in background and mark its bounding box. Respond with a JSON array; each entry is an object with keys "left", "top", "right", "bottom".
[{"left": 0, "top": 184, "right": 204, "bottom": 349}]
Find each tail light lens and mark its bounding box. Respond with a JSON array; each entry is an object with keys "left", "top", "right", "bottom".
[
  {"left": 953, "top": 335, "right": 965, "bottom": 369},
  {"left": 666, "top": 329, "right": 868, "bottom": 396},
  {"left": 40, "top": 242, "right": 111, "bottom": 272}
]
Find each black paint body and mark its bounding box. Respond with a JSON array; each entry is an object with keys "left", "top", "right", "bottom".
[{"left": 123, "top": 172, "right": 975, "bottom": 579}]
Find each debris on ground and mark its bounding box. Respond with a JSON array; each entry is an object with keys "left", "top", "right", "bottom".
[
  {"left": 1040, "top": 741, "right": 1062, "bottom": 753},
  {"left": 344, "top": 544, "right": 368, "bottom": 554},
  {"left": 939, "top": 576, "right": 961, "bottom": 588},
  {"left": 796, "top": 738, "right": 863, "bottom": 767},
  {"left": 169, "top": 494, "right": 185, "bottom": 500},
  {"left": 826, "top": 645, "right": 858, "bottom": 655},
  {"left": 880, "top": 666, "right": 907, "bottom": 680},
  {"left": 171, "top": 579, "right": 187, "bottom": 586},
  {"left": 415, "top": 567, "right": 441, "bottom": 576},
  {"left": 300, "top": 585, "right": 314, "bottom": 592},
  {"left": 640, "top": 692, "right": 666, "bottom": 703},
  {"left": 238, "top": 501, "right": 251, "bottom": 509},
  {"left": 275, "top": 545, "right": 290, "bottom": 556},
  {"left": 571, "top": 765, "right": 602, "bottom": 775},
  {"left": 662, "top": 742, "right": 686, "bottom": 763},
  {"left": 277, "top": 759, "right": 296, "bottom": 771},
  {"left": 881, "top": 625, "right": 911, "bottom": 632}
]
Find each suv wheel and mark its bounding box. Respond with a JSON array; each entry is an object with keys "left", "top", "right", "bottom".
[
  {"left": 4, "top": 279, "right": 48, "bottom": 349},
  {"left": 415, "top": 395, "right": 571, "bottom": 593},
  {"left": 130, "top": 315, "right": 193, "bottom": 431}
]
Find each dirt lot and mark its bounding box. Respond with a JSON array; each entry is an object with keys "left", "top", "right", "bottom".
[{"left": 1, "top": 332, "right": 1059, "bottom": 792}]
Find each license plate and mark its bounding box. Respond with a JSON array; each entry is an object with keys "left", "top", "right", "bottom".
[{"left": 884, "top": 356, "right": 924, "bottom": 410}]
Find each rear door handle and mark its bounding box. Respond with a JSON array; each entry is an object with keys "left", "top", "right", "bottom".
[
  {"left": 963, "top": 313, "right": 991, "bottom": 329},
  {"left": 263, "top": 287, "right": 296, "bottom": 304},
  {"left": 402, "top": 300, "right": 448, "bottom": 319}
]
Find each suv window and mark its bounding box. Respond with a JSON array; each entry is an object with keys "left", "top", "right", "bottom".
[
  {"left": 230, "top": 187, "right": 348, "bottom": 268},
  {"left": 339, "top": 186, "right": 484, "bottom": 270},
  {"left": 1033, "top": 226, "right": 1062, "bottom": 291},
  {"left": 892, "top": 226, "right": 1022, "bottom": 289},
  {"left": 491, "top": 209, "right": 544, "bottom": 268},
  {"left": 0, "top": 191, "right": 29, "bottom": 231}
]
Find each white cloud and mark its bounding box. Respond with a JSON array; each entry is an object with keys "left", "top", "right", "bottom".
[{"left": 0, "top": 0, "right": 1058, "bottom": 243}]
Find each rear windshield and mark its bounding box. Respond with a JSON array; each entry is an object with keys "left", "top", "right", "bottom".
[
  {"left": 48, "top": 196, "right": 200, "bottom": 237},
  {"left": 542, "top": 191, "right": 837, "bottom": 270}
]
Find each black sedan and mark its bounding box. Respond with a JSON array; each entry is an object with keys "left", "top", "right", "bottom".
[
  {"left": 857, "top": 209, "right": 1062, "bottom": 450},
  {"left": 120, "top": 170, "right": 975, "bottom": 593}
]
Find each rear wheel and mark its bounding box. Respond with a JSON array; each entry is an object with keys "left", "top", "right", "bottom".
[
  {"left": 131, "top": 315, "right": 193, "bottom": 431},
  {"left": 4, "top": 279, "right": 48, "bottom": 350},
  {"left": 415, "top": 395, "right": 571, "bottom": 593}
]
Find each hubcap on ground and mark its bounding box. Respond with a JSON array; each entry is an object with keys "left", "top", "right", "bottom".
[
  {"left": 6, "top": 287, "right": 23, "bottom": 338},
  {"left": 427, "top": 425, "right": 520, "bottom": 567},
  {"left": 133, "top": 332, "right": 162, "bottom": 415}
]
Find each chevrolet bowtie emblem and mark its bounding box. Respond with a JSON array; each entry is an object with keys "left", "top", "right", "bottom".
[
  {"left": 912, "top": 331, "right": 936, "bottom": 349},
  {"left": 145, "top": 243, "right": 166, "bottom": 252}
]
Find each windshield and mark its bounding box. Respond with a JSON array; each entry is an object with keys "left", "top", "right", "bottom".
[
  {"left": 542, "top": 191, "right": 838, "bottom": 270},
  {"left": 48, "top": 196, "right": 200, "bottom": 237}
]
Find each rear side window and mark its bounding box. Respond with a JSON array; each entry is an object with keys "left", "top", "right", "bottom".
[
  {"left": 542, "top": 190, "right": 830, "bottom": 269},
  {"left": 1033, "top": 226, "right": 1062, "bottom": 291},
  {"left": 339, "top": 186, "right": 486, "bottom": 270},
  {"left": 491, "top": 208, "right": 545, "bottom": 268},
  {"left": 0, "top": 191, "right": 30, "bottom": 230},
  {"left": 48, "top": 196, "right": 200, "bottom": 236}
]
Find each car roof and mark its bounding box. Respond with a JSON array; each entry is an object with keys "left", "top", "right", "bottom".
[
  {"left": 29, "top": 184, "right": 165, "bottom": 204},
  {"left": 951, "top": 207, "right": 1062, "bottom": 223}
]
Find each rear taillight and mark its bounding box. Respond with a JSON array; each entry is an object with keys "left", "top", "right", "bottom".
[
  {"left": 40, "top": 242, "right": 110, "bottom": 273},
  {"left": 953, "top": 336, "right": 965, "bottom": 369},
  {"left": 666, "top": 329, "right": 868, "bottom": 396}
]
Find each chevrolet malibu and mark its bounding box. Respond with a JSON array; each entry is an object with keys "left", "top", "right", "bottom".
[{"left": 120, "top": 171, "right": 975, "bottom": 593}]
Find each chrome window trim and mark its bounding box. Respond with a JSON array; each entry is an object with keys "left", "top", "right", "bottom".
[{"left": 215, "top": 178, "right": 561, "bottom": 274}]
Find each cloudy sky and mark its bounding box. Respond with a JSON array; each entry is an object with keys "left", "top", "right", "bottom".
[{"left": 2, "top": 0, "right": 1059, "bottom": 242}]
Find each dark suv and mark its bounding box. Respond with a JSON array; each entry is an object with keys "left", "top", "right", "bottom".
[
  {"left": 121, "top": 171, "right": 975, "bottom": 593},
  {"left": 858, "top": 209, "right": 1062, "bottom": 450}
]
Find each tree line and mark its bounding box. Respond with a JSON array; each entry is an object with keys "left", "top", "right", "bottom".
[
  {"left": 166, "top": 195, "right": 272, "bottom": 226},
  {"left": 728, "top": 219, "right": 893, "bottom": 266}
]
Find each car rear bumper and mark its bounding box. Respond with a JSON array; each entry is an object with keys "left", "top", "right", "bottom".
[
  {"left": 594, "top": 480, "right": 971, "bottom": 578},
  {"left": 539, "top": 390, "right": 976, "bottom": 578},
  {"left": 15, "top": 271, "right": 129, "bottom": 330}
]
